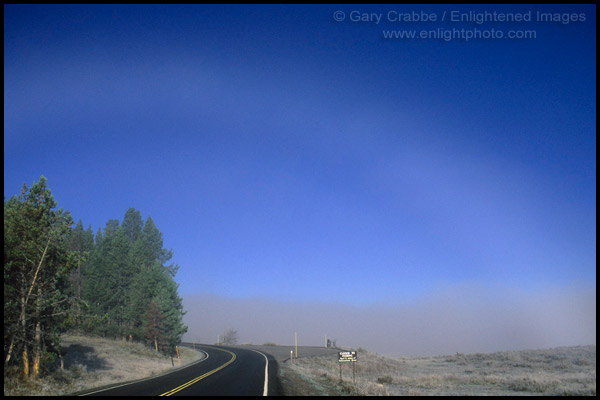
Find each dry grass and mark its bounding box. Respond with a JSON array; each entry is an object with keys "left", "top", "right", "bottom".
[
  {"left": 4, "top": 334, "right": 203, "bottom": 396},
  {"left": 288, "top": 345, "right": 596, "bottom": 396}
]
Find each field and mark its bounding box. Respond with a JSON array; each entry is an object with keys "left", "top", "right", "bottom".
[
  {"left": 3, "top": 334, "right": 203, "bottom": 396},
  {"left": 285, "top": 345, "right": 596, "bottom": 396}
]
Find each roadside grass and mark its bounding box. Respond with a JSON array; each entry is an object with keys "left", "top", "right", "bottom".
[
  {"left": 4, "top": 333, "right": 202, "bottom": 396},
  {"left": 287, "top": 345, "right": 596, "bottom": 396}
]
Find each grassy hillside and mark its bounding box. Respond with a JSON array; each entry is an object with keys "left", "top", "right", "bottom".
[
  {"left": 4, "top": 333, "right": 202, "bottom": 396},
  {"left": 285, "top": 345, "right": 596, "bottom": 396}
]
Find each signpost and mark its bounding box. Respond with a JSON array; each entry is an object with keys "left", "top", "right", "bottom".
[
  {"left": 338, "top": 351, "right": 357, "bottom": 362},
  {"left": 338, "top": 351, "right": 358, "bottom": 385}
]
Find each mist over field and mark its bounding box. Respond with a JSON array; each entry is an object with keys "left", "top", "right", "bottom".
[{"left": 183, "top": 283, "right": 595, "bottom": 356}]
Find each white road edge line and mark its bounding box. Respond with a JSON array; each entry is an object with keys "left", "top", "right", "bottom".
[
  {"left": 248, "top": 349, "right": 269, "bottom": 396},
  {"left": 78, "top": 350, "right": 209, "bottom": 396}
]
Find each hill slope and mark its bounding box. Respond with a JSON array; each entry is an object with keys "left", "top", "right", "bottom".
[{"left": 4, "top": 334, "right": 202, "bottom": 396}]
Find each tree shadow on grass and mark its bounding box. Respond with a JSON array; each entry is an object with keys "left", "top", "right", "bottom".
[{"left": 62, "top": 344, "right": 109, "bottom": 372}]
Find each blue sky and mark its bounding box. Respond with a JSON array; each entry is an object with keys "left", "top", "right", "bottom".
[{"left": 4, "top": 4, "right": 596, "bottom": 346}]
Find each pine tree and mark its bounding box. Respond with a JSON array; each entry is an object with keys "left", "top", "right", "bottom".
[
  {"left": 149, "top": 262, "right": 187, "bottom": 352},
  {"left": 122, "top": 208, "right": 143, "bottom": 243},
  {"left": 4, "top": 176, "right": 77, "bottom": 376},
  {"left": 77, "top": 210, "right": 187, "bottom": 352},
  {"left": 83, "top": 221, "right": 133, "bottom": 338},
  {"left": 95, "top": 227, "right": 103, "bottom": 245},
  {"left": 143, "top": 300, "right": 166, "bottom": 352},
  {"left": 66, "top": 220, "right": 94, "bottom": 323},
  {"left": 142, "top": 216, "right": 173, "bottom": 266}
]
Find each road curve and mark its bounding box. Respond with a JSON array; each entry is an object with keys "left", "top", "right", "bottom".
[{"left": 78, "top": 344, "right": 270, "bottom": 396}]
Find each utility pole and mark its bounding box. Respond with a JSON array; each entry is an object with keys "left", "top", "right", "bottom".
[{"left": 294, "top": 332, "right": 298, "bottom": 359}]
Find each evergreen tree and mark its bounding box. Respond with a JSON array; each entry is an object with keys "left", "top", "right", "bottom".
[
  {"left": 152, "top": 273, "right": 187, "bottom": 352},
  {"left": 143, "top": 300, "right": 166, "bottom": 352},
  {"left": 83, "top": 221, "right": 132, "bottom": 338},
  {"left": 122, "top": 208, "right": 143, "bottom": 243},
  {"left": 4, "top": 176, "right": 77, "bottom": 376},
  {"left": 95, "top": 227, "right": 103, "bottom": 245},
  {"left": 5, "top": 178, "right": 187, "bottom": 371},
  {"left": 81, "top": 210, "right": 186, "bottom": 348},
  {"left": 125, "top": 260, "right": 162, "bottom": 340},
  {"left": 142, "top": 216, "right": 173, "bottom": 266},
  {"left": 66, "top": 220, "right": 94, "bottom": 311}
]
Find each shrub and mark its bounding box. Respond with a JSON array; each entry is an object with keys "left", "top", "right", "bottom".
[{"left": 377, "top": 375, "right": 394, "bottom": 384}]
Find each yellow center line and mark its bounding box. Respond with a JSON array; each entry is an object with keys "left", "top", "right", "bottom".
[{"left": 160, "top": 347, "right": 236, "bottom": 396}]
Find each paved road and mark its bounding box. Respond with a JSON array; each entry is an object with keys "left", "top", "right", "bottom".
[
  {"left": 78, "top": 344, "right": 271, "bottom": 396},
  {"left": 236, "top": 344, "right": 342, "bottom": 363}
]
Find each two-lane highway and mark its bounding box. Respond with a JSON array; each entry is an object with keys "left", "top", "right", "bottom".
[{"left": 79, "top": 345, "right": 269, "bottom": 396}]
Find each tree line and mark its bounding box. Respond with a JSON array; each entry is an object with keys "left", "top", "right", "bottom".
[{"left": 4, "top": 176, "right": 187, "bottom": 377}]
